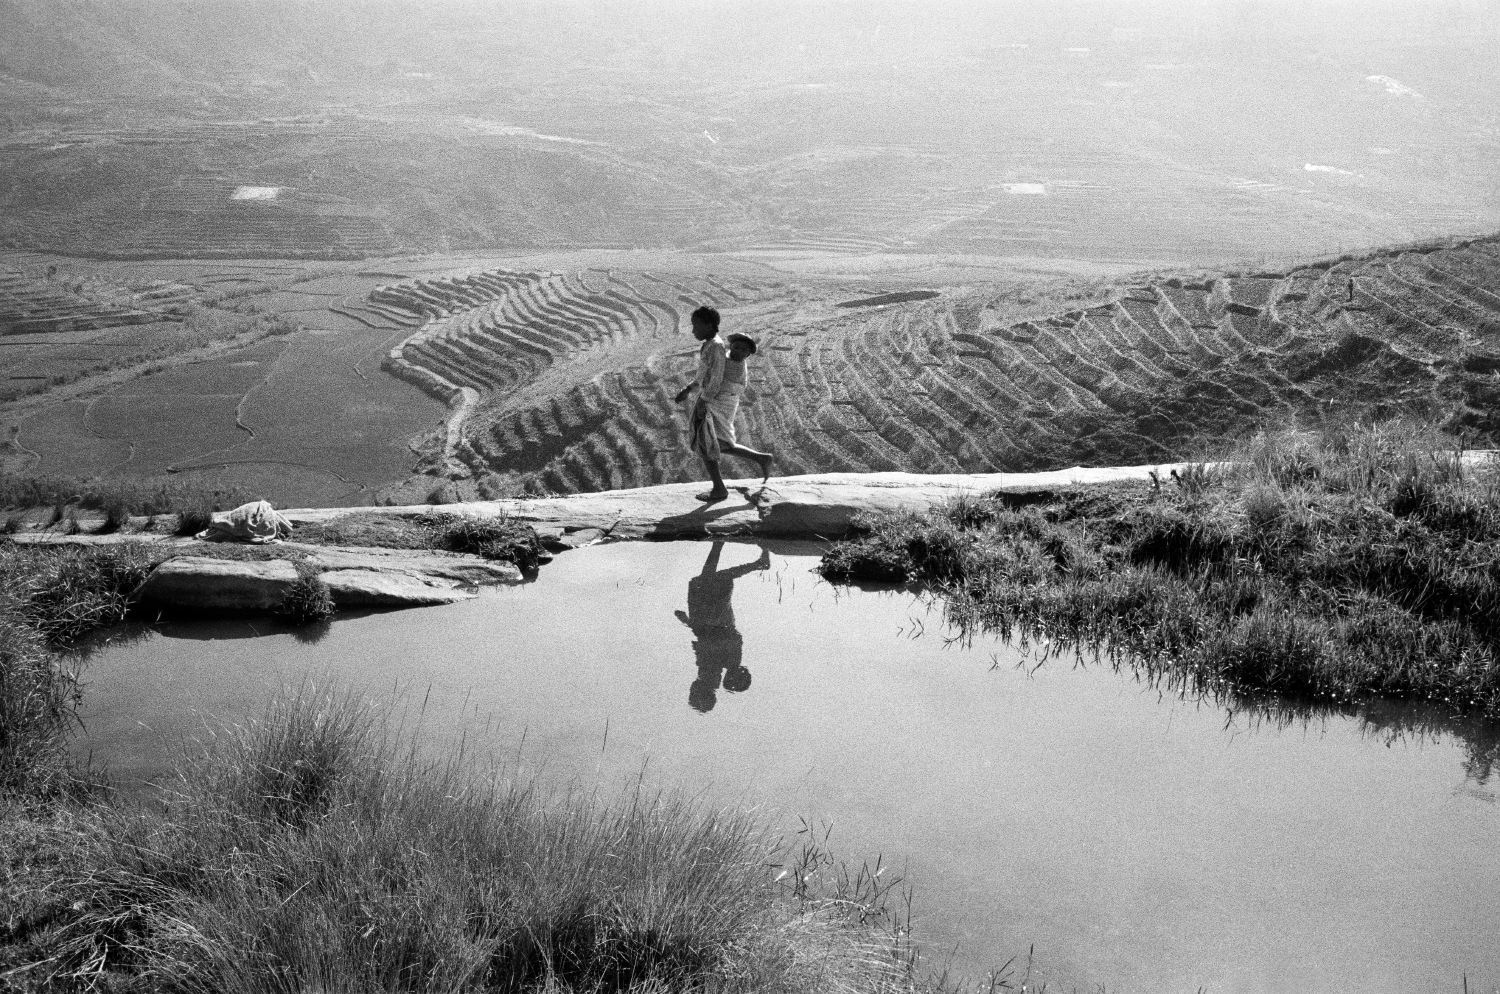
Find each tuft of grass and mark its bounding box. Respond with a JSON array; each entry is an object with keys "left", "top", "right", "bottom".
[
  {"left": 174, "top": 499, "right": 217, "bottom": 537},
  {"left": 12, "top": 687, "right": 923, "bottom": 993},
  {"left": 436, "top": 515, "right": 548, "bottom": 571},
  {"left": 96, "top": 498, "right": 131, "bottom": 535},
  {"left": 0, "top": 616, "right": 90, "bottom": 803},
  {"left": 0, "top": 543, "right": 167, "bottom": 646},
  {"left": 276, "top": 573, "right": 335, "bottom": 626}
]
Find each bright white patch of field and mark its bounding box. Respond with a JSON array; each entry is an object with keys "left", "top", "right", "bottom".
[
  {"left": 230, "top": 186, "right": 282, "bottom": 201},
  {"left": 1366, "top": 74, "right": 1420, "bottom": 98},
  {"left": 1003, "top": 183, "right": 1048, "bottom": 196},
  {"left": 1304, "top": 163, "right": 1361, "bottom": 177},
  {"left": 458, "top": 118, "right": 604, "bottom": 145}
]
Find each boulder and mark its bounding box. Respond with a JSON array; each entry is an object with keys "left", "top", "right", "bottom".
[{"left": 135, "top": 557, "right": 300, "bottom": 611}]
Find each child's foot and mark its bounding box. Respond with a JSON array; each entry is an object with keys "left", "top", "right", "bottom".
[
  {"left": 697, "top": 489, "right": 729, "bottom": 502},
  {"left": 758, "top": 454, "right": 774, "bottom": 483}
]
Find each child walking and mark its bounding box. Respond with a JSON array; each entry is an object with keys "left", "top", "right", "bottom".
[{"left": 673, "top": 306, "right": 774, "bottom": 501}]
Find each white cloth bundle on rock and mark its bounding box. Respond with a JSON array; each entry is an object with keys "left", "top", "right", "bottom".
[{"left": 194, "top": 500, "right": 294, "bottom": 544}]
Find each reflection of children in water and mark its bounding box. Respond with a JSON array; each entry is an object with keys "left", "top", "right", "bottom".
[{"left": 674, "top": 541, "right": 770, "bottom": 713}]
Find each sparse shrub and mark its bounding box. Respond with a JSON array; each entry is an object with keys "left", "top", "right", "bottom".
[
  {"left": 435, "top": 515, "right": 546, "bottom": 570},
  {"left": 97, "top": 498, "right": 132, "bottom": 534},
  {"left": 819, "top": 537, "right": 912, "bottom": 582},
  {"left": 945, "top": 492, "right": 1004, "bottom": 529},
  {"left": 1171, "top": 462, "right": 1217, "bottom": 496},
  {"left": 277, "top": 573, "right": 335, "bottom": 626},
  {"left": 175, "top": 499, "right": 216, "bottom": 536}
]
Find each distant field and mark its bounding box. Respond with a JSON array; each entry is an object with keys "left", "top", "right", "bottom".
[{"left": 0, "top": 255, "right": 448, "bottom": 505}]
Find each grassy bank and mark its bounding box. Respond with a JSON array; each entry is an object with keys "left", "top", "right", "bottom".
[
  {"left": 2, "top": 689, "right": 923, "bottom": 993},
  {"left": 822, "top": 420, "right": 1500, "bottom": 718}
]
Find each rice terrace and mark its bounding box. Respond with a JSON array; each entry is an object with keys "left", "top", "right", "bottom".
[{"left": 3, "top": 1, "right": 1500, "bottom": 992}]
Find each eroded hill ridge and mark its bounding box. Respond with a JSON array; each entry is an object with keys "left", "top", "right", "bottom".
[{"left": 368, "top": 237, "right": 1500, "bottom": 496}]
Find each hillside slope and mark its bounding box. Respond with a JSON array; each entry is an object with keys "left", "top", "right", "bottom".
[{"left": 375, "top": 235, "right": 1500, "bottom": 497}]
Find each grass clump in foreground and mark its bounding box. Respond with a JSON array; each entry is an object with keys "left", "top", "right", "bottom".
[
  {"left": 0, "top": 542, "right": 164, "bottom": 646},
  {"left": 822, "top": 419, "right": 1500, "bottom": 717},
  {"left": 0, "top": 617, "right": 87, "bottom": 804},
  {"left": 2, "top": 688, "right": 924, "bottom": 994},
  {"left": 0, "top": 543, "right": 166, "bottom": 801}
]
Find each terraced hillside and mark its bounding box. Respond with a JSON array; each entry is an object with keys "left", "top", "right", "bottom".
[
  {"left": 380, "top": 236, "right": 1500, "bottom": 496},
  {"left": 0, "top": 270, "right": 164, "bottom": 335},
  {"left": 374, "top": 267, "right": 793, "bottom": 490}
]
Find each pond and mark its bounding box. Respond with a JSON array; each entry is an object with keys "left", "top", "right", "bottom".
[{"left": 75, "top": 540, "right": 1500, "bottom": 993}]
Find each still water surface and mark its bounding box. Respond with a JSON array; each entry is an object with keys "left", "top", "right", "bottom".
[{"left": 77, "top": 541, "right": 1500, "bottom": 993}]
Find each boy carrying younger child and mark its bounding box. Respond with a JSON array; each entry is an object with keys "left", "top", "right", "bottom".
[{"left": 673, "top": 306, "right": 774, "bottom": 502}]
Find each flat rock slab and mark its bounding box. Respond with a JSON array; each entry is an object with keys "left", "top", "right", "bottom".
[
  {"left": 318, "top": 569, "right": 475, "bottom": 607},
  {"left": 283, "top": 543, "right": 523, "bottom": 586},
  {"left": 133, "top": 545, "right": 522, "bottom": 614},
  {"left": 283, "top": 464, "right": 1209, "bottom": 543}
]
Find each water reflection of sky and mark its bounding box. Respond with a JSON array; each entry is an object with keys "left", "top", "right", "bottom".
[{"left": 74, "top": 540, "right": 1500, "bottom": 994}]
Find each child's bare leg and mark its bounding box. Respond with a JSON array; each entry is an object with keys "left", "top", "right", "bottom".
[
  {"left": 699, "top": 458, "right": 728, "bottom": 500},
  {"left": 722, "top": 442, "right": 774, "bottom": 482}
]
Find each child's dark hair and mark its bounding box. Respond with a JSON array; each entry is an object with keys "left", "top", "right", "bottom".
[
  {"left": 691, "top": 305, "right": 720, "bottom": 330},
  {"left": 727, "top": 332, "right": 757, "bottom": 355}
]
